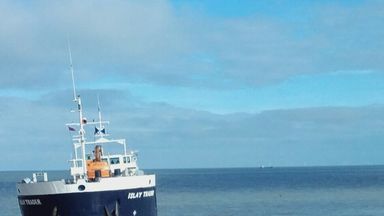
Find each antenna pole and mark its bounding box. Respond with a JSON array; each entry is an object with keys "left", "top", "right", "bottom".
[
  {"left": 67, "top": 41, "right": 77, "bottom": 101},
  {"left": 97, "top": 95, "right": 103, "bottom": 130},
  {"left": 96, "top": 95, "right": 106, "bottom": 138}
]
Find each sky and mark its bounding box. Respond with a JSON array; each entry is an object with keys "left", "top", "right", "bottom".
[{"left": 0, "top": 0, "right": 384, "bottom": 170}]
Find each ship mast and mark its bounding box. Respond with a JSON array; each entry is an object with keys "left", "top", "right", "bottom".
[
  {"left": 68, "top": 43, "right": 87, "bottom": 178},
  {"left": 77, "top": 96, "right": 87, "bottom": 178}
]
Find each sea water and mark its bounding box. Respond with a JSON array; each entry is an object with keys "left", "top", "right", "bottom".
[{"left": 2, "top": 166, "right": 384, "bottom": 216}]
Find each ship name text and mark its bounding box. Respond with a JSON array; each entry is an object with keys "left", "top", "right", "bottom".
[
  {"left": 127, "top": 190, "right": 155, "bottom": 199},
  {"left": 19, "top": 199, "right": 42, "bottom": 206}
]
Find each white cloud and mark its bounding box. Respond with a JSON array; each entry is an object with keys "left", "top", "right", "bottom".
[
  {"left": 0, "top": 0, "right": 383, "bottom": 90},
  {"left": 1, "top": 91, "right": 384, "bottom": 169}
]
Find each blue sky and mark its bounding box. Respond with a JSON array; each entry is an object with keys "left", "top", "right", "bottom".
[{"left": 0, "top": 0, "right": 384, "bottom": 170}]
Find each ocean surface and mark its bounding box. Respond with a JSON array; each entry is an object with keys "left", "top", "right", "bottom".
[{"left": 2, "top": 166, "right": 384, "bottom": 215}]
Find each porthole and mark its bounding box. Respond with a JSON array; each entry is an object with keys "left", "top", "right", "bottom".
[{"left": 78, "top": 185, "right": 85, "bottom": 191}]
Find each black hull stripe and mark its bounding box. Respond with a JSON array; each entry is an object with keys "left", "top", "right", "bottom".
[{"left": 18, "top": 187, "right": 157, "bottom": 216}]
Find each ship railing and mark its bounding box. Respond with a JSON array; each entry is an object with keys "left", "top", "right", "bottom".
[
  {"left": 69, "top": 159, "right": 85, "bottom": 177},
  {"left": 69, "top": 158, "right": 83, "bottom": 167},
  {"left": 21, "top": 172, "right": 48, "bottom": 184},
  {"left": 33, "top": 172, "right": 48, "bottom": 182},
  {"left": 71, "top": 137, "right": 128, "bottom": 157}
]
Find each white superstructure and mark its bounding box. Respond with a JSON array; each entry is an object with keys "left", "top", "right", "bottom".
[
  {"left": 17, "top": 43, "right": 157, "bottom": 216},
  {"left": 17, "top": 46, "right": 153, "bottom": 196}
]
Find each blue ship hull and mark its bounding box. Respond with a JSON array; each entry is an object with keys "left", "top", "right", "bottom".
[{"left": 18, "top": 186, "right": 157, "bottom": 216}]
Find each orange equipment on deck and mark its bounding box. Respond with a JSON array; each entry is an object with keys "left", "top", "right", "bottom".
[{"left": 87, "top": 145, "right": 110, "bottom": 180}]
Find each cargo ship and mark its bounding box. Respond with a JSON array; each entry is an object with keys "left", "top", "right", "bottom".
[{"left": 16, "top": 52, "right": 157, "bottom": 216}]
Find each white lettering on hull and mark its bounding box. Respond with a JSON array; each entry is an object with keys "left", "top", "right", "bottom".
[
  {"left": 19, "top": 199, "right": 42, "bottom": 206},
  {"left": 127, "top": 190, "right": 154, "bottom": 199}
]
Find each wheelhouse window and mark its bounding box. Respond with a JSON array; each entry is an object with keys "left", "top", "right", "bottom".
[
  {"left": 123, "top": 156, "right": 131, "bottom": 164},
  {"left": 110, "top": 157, "right": 120, "bottom": 164}
]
